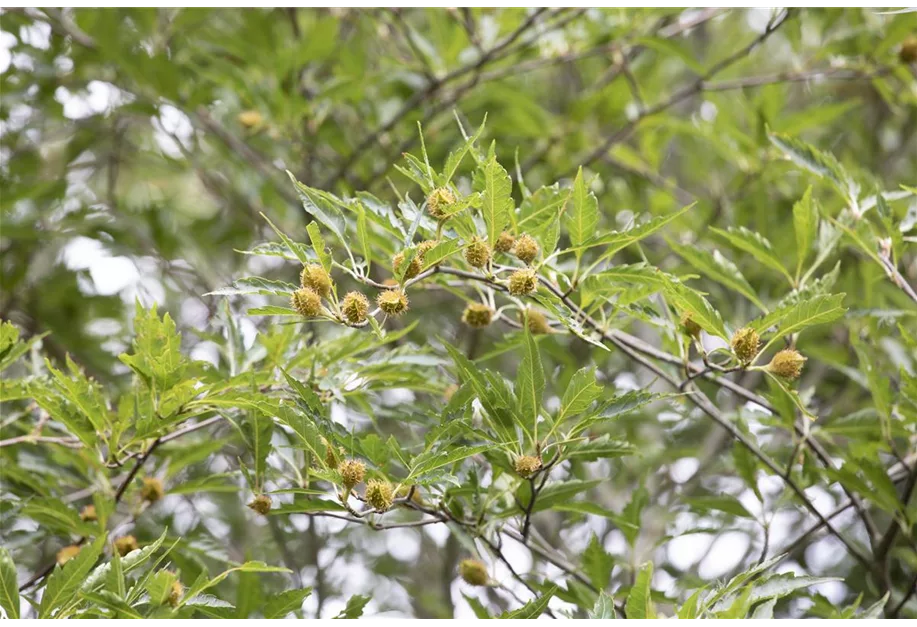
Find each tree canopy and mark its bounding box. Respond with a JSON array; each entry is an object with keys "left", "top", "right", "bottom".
[{"left": 1, "top": 7, "right": 916, "bottom": 620}]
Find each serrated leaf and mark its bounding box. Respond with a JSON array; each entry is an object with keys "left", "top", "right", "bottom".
[
  {"left": 478, "top": 155, "right": 513, "bottom": 245},
  {"left": 583, "top": 533, "right": 613, "bottom": 590},
  {"left": 263, "top": 587, "right": 313, "bottom": 618},
  {"left": 206, "top": 277, "right": 299, "bottom": 297},
  {"left": 711, "top": 226, "right": 793, "bottom": 285},
  {"left": 625, "top": 563, "right": 655, "bottom": 619},
  {"left": 559, "top": 367, "right": 602, "bottom": 422},
  {"left": 565, "top": 167, "right": 599, "bottom": 251},
  {"left": 334, "top": 593, "right": 370, "bottom": 619},
  {"left": 307, "top": 222, "right": 332, "bottom": 273},
  {"left": 670, "top": 241, "right": 765, "bottom": 311},
  {"left": 39, "top": 535, "right": 106, "bottom": 618},
  {"left": 566, "top": 204, "right": 693, "bottom": 259},
  {"left": 760, "top": 293, "right": 847, "bottom": 351},
  {"left": 0, "top": 547, "right": 19, "bottom": 619},
  {"left": 662, "top": 281, "right": 729, "bottom": 340},
  {"left": 516, "top": 330, "right": 544, "bottom": 442},
  {"left": 792, "top": 186, "right": 818, "bottom": 278},
  {"left": 768, "top": 132, "right": 856, "bottom": 201},
  {"left": 589, "top": 592, "right": 617, "bottom": 619},
  {"left": 499, "top": 586, "right": 557, "bottom": 618}
]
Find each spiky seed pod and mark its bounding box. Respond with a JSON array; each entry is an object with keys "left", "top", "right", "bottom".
[
  {"left": 900, "top": 37, "right": 917, "bottom": 64},
  {"left": 365, "top": 479, "right": 394, "bottom": 512},
  {"left": 731, "top": 327, "right": 760, "bottom": 364},
  {"left": 513, "top": 234, "right": 540, "bottom": 265},
  {"left": 79, "top": 504, "right": 97, "bottom": 522},
  {"left": 292, "top": 288, "right": 323, "bottom": 318},
  {"left": 393, "top": 250, "right": 423, "bottom": 279},
  {"left": 168, "top": 579, "right": 184, "bottom": 607},
  {"left": 514, "top": 455, "right": 543, "bottom": 478},
  {"left": 462, "top": 303, "right": 493, "bottom": 328},
  {"left": 56, "top": 545, "right": 81, "bottom": 565},
  {"left": 339, "top": 459, "right": 366, "bottom": 490},
  {"left": 341, "top": 291, "right": 370, "bottom": 324},
  {"left": 247, "top": 494, "right": 272, "bottom": 515},
  {"left": 680, "top": 312, "right": 702, "bottom": 338},
  {"left": 464, "top": 238, "right": 491, "bottom": 269},
  {"left": 300, "top": 264, "right": 332, "bottom": 297},
  {"left": 322, "top": 437, "right": 339, "bottom": 468},
  {"left": 141, "top": 477, "right": 164, "bottom": 503},
  {"left": 238, "top": 110, "right": 263, "bottom": 128},
  {"left": 459, "top": 559, "right": 489, "bottom": 586},
  {"left": 526, "top": 309, "right": 551, "bottom": 335},
  {"left": 507, "top": 269, "right": 537, "bottom": 296},
  {"left": 377, "top": 289, "right": 409, "bottom": 316},
  {"left": 494, "top": 231, "right": 516, "bottom": 253},
  {"left": 427, "top": 187, "right": 456, "bottom": 220},
  {"left": 418, "top": 239, "right": 439, "bottom": 255},
  {"left": 114, "top": 535, "right": 139, "bottom": 556},
  {"left": 767, "top": 349, "right": 807, "bottom": 380}
]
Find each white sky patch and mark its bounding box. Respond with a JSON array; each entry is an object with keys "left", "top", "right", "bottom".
[
  {"left": 668, "top": 531, "right": 713, "bottom": 571},
  {"left": 60, "top": 235, "right": 141, "bottom": 296},
  {"left": 153, "top": 104, "right": 194, "bottom": 158},
  {"left": 55, "top": 80, "right": 133, "bottom": 120},
  {"left": 698, "top": 531, "right": 749, "bottom": 579},
  {"left": 669, "top": 457, "right": 699, "bottom": 483}
]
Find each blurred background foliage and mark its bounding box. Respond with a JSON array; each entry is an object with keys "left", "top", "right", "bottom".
[{"left": 1, "top": 7, "right": 917, "bottom": 619}]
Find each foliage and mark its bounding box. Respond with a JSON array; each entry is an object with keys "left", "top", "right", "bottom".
[{"left": 2, "top": 7, "right": 917, "bottom": 620}]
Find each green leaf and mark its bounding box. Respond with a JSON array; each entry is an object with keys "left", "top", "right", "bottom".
[
  {"left": 559, "top": 367, "right": 602, "bottom": 422},
  {"left": 565, "top": 203, "right": 693, "bottom": 259},
  {"left": 528, "top": 479, "right": 601, "bottom": 514},
  {"left": 685, "top": 495, "right": 754, "bottom": 519},
  {"left": 759, "top": 293, "right": 847, "bottom": 351},
  {"left": 499, "top": 586, "right": 557, "bottom": 618},
  {"left": 792, "top": 186, "right": 818, "bottom": 278},
  {"left": 443, "top": 115, "right": 486, "bottom": 184},
  {"left": 662, "top": 281, "right": 729, "bottom": 340},
  {"left": 582, "top": 533, "right": 614, "bottom": 590},
  {"left": 39, "top": 535, "right": 106, "bottom": 618},
  {"left": 711, "top": 226, "right": 793, "bottom": 285},
  {"left": 625, "top": 562, "right": 655, "bottom": 619},
  {"left": 263, "top": 587, "right": 313, "bottom": 619},
  {"left": 478, "top": 154, "right": 513, "bottom": 245},
  {"left": 355, "top": 203, "right": 372, "bottom": 274},
  {"left": 669, "top": 241, "right": 765, "bottom": 311},
  {"left": 589, "top": 592, "right": 618, "bottom": 619},
  {"left": 119, "top": 302, "right": 187, "bottom": 391},
  {"left": 516, "top": 330, "right": 544, "bottom": 440},
  {"left": 0, "top": 547, "right": 19, "bottom": 619},
  {"left": 260, "top": 212, "right": 310, "bottom": 265},
  {"left": 768, "top": 132, "right": 856, "bottom": 201},
  {"left": 306, "top": 222, "right": 332, "bottom": 273},
  {"left": 334, "top": 593, "right": 370, "bottom": 619},
  {"left": 206, "top": 277, "right": 299, "bottom": 297},
  {"left": 407, "top": 444, "right": 493, "bottom": 481},
  {"left": 565, "top": 167, "right": 599, "bottom": 252}
]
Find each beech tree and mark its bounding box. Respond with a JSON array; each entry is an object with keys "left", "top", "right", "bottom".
[{"left": 2, "top": 7, "right": 916, "bottom": 620}]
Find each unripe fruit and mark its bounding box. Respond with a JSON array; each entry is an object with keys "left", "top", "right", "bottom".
[
  {"left": 56, "top": 545, "right": 81, "bottom": 565},
  {"left": 464, "top": 238, "right": 491, "bottom": 269},
  {"left": 247, "top": 494, "right": 272, "bottom": 515},
  {"left": 238, "top": 110, "right": 263, "bottom": 128},
  {"left": 377, "top": 289, "right": 409, "bottom": 316},
  {"left": 341, "top": 291, "right": 370, "bottom": 324},
  {"left": 459, "top": 559, "right": 489, "bottom": 586},
  {"left": 339, "top": 459, "right": 366, "bottom": 490},
  {"left": 292, "top": 288, "right": 323, "bottom": 318},
  {"left": 393, "top": 250, "right": 423, "bottom": 279},
  {"left": 494, "top": 231, "right": 516, "bottom": 253},
  {"left": 507, "top": 269, "right": 537, "bottom": 296},
  {"left": 141, "top": 477, "right": 164, "bottom": 503},
  {"left": 300, "top": 264, "right": 332, "bottom": 297},
  {"left": 168, "top": 579, "right": 183, "bottom": 607},
  {"left": 365, "top": 479, "right": 394, "bottom": 512},
  {"left": 767, "top": 349, "right": 807, "bottom": 380},
  {"left": 900, "top": 37, "right": 917, "bottom": 64},
  {"left": 730, "top": 327, "right": 760, "bottom": 364},
  {"left": 427, "top": 187, "right": 457, "bottom": 220},
  {"left": 513, "top": 234, "right": 539, "bottom": 265},
  {"left": 680, "top": 312, "right": 701, "bottom": 338},
  {"left": 526, "top": 309, "right": 551, "bottom": 335},
  {"left": 462, "top": 303, "right": 494, "bottom": 328},
  {"left": 514, "top": 455, "right": 543, "bottom": 478},
  {"left": 79, "top": 504, "right": 97, "bottom": 522},
  {"left": 114, "top": 535, "right": 139, "bottom": 556}
]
